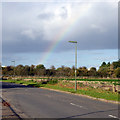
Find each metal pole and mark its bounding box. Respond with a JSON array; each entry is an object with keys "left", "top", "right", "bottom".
[
  {"left": 75, "top": 42, "right": 77, "bottom": 91},
  {"left": 68, "top": 41, "right": 77, "bottom": 91}
]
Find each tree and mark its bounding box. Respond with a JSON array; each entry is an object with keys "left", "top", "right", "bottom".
[
  {"left": 45, "top": 69, "right": 51, "bottom": 76},
  {"left": 88, "top": 67, "right": 97, "bottom": 77},
  {"left": 50, "top": 65, "right": 56, "bottom": 70},
  {"left": 36, "top": 64, "right": 45, "bottom": 69},
  {"left": 29, "top": 65, "right": 35, "bottom": 76},
  {"left": 101, "top": 62, "right": 106, "bottom": 67},
  {"left": 98, "top": 62, "right": 111, "bottom": 77},
  {"left": 64, "top": 67, "right": 71, "bottom": 76},
  {"left": 15, "top": 65, "right": 24, "bottom": 76},
  {"left": 2, "top": 66, "right": 14, "bottom": 76},
  {"left": 114, "top": 68, "right": 120, "bottom": 78},
  {"left": 112, "top": 61, "right": 120, "bottom": 69},
  {"left": 56, "top": 65, "right": 71, "bottom": 77},
  {"left": 56, "top": 65, "right": 65, "bottom": 76},
  {"left": 47, "top": 65, "right": 56, "bottom": 76},
  {"left": 98, "top": 67, "right": 109, "bottom": 78},
  {"left": 69, "top": 66, "right": 76, "bottom": 76},
  {"left": 35, "top": 64, "right": 46, "bottom": 76},
  {"left": 77, "top": 67, "right": 88, "bottom": 76},
  {"left": 23, "top": 65, "right": 30, "bottom": 76},
  {"left": 107, "top": 62, "right": 110, "bottom": 67}
]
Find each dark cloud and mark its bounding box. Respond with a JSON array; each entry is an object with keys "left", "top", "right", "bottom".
[
  {"left": 2, "top": 2, "right": 118, "bottom": 55},
  {"left": 118, "top": 1, "right": 120, "bottom": 59},
  {"left": 3, "top": 24, "right": 117, "bottom": 54},
  {"left": 2, "top": 35, "right": 51, "bottom": 53}
]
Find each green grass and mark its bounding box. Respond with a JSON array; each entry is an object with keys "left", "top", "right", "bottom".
[
  {"left": 63, "top": 78, "right": 120, "bottom": 82},
  {"left": 43, "top": 84, "right": 119, "bottom": 101},
  {"left": 1, "top": 79, "right": 119, "bottom": 102}
]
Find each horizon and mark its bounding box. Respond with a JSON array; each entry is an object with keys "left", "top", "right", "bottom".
[{"left": 1, "top": 59, "right": 119, "bottom": 70}]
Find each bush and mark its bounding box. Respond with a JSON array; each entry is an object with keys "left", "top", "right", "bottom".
[
  {"left": 41, "top": 81, "right": 47, "bottom": 84},
  {"left": 48, "top": 79, "right": 58, "bottom": 84},
  {"left": 78, "top": 82, "right": 84, "bottom": 87},
  {"left": 29, "top": 79, "right": 34, "bottom": 82},
  {"left": 8, "top": 77, "right": 12, "bottom": 80}
]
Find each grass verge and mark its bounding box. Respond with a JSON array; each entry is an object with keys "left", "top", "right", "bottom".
[{"left": 43, "top": 84, "right": 119, "bottom": 101}]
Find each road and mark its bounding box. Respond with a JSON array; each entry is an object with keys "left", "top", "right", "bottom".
[{"left": 1, "top": 82, "right": 120, "bottom": 119}]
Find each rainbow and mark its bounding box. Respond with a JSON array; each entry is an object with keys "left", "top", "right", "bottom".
[{"left": 39, "top": 4, "right": 92, "bottom": 65}]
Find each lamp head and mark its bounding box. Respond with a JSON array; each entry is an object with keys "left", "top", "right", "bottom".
[{"left": 68, "top": 41, "right": 77, "bottom": 43}]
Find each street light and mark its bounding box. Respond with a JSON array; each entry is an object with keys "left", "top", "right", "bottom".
[
  {"left": 11, "top": 60, "right": 15, "bottom": 78},
  {"left": 68, "top": 41, "right": 77, "bottom": 91}
]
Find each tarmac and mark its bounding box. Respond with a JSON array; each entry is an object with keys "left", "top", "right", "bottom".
[{"left": 0, "top": 97, "right": 22, "bottom": 119}]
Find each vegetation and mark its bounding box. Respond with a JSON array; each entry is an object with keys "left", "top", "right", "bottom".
[
  {"left": 1, "top": 79, "right": 119, "bottom": 101},
  {"left": 44, "top": 84, "right": 119, "bottom": 101},
  {"left": 1, "top": 60, "right": 120, "bottom": 78}
]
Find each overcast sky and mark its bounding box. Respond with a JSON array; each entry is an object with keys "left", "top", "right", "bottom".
[{"left": 2, "top": 0, "right": 118, "bottom": 69}]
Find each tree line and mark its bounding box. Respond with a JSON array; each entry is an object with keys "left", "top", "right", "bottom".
[{"left": 1, "top": 60, "right": 120, "bottom": 78}]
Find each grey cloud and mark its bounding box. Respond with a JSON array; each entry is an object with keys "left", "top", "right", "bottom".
[
  {"left": 2, "top": 2, "right": 118, "bottom": 55},
  {"left": 118, "top": 1, "right": 120, "bottom": 53},
  {"left": 38, "top": 13, "right": 55, "bottom": 20},
  {"left": 2, "top": 33, "right": 51, "bottom": 53},
  {"left": 59, "top": 7, "right": 68, "bottom": 19},
  {"left": 64, "top": 28, "right": 117, "bottom": 51}
]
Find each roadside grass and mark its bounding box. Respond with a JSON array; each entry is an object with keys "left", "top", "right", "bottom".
[
  {"left": 43, "top": 84, "right": 119, "bottom": 101},
  {"left": 61, "top": 78, "right": 120, "bottom": 82},
  {"left": 1, "top": 79, "right": 119, "bottom": 102}
]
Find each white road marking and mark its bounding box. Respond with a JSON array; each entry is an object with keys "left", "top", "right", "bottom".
[
  {"left": 70, "top": 103, "right": 87, "bottom": 109},
  {"left": 108, "top": 115, "right": 118, "bottom": 118}
]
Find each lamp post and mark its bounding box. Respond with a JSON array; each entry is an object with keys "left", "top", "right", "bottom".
[
  {"left": 68, "top": 41, "right": 77, "bottom": 91},
  {"left": 11, "top": 60, "right": 15, "bottom": 78}
]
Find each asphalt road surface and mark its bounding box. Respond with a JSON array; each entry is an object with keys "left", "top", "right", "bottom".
[{"left": 1, "top": 82, "right": 120, "bottom": 119}]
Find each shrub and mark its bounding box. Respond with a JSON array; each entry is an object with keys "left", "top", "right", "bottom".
[
  {"left": 78, "top": 82, "right": 84, "bottom": 87},
  {"left": 41, "top": 81, "right": 47, "bottom": 84},
  {"left": 48, "top": 79, "right": 58, "bottom": 84}
]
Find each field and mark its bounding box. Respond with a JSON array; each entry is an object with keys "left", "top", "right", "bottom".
[{"left": 1, "top": 77, "right": 120, "bottom": 102}]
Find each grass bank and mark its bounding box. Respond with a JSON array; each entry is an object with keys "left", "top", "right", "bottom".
[
  {"left": 43, "top": 84, "right": 119, "bottom": 101},
  {"left": 1, "top": 79, "right": 119, "bottom": 102}
]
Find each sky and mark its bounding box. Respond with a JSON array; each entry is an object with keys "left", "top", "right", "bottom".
[{"left": 1, "top": 0, "right": 119, "bottom": 69}]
